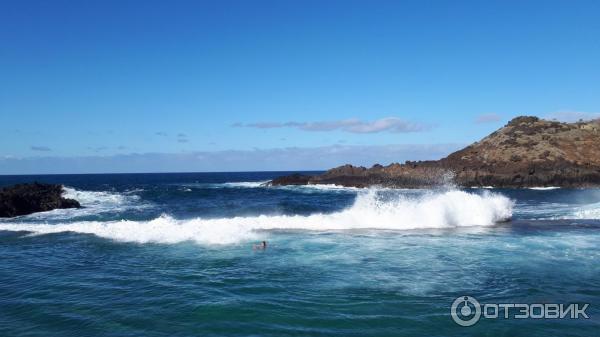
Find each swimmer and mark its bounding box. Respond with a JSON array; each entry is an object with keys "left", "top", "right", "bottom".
[{"left": 253, "top": 241, "right": 267, "bottom": 250}]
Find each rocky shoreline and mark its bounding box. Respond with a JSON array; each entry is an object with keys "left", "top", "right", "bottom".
[
  {"left": 270, "top": 116, "right": 600, "bottom": 188},
  {"left": 0, "top": 183, "right": 81, "bottom": 218}
]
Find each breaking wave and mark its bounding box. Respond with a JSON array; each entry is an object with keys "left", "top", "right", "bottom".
[
  {"left": 62, "top": 187, "right": 134, "bottom": 205},
  {"left": 12, "top": 187, "right": 147, "bottom": 220},
  {"left": 0, "top": 190, "right": 513, "bottom": 245}
]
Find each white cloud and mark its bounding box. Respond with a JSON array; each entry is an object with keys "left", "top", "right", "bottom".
[
  {"left": 475, "top": 113, "right": 502, "bottom": 124},
  {"left": 236, "top": 117, "right": 429, "bottom": 134}
]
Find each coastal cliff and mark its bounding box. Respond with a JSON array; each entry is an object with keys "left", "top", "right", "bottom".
[
  {"left": 0, "top": 183, "right": 81, "bottom": 218},
  {"left": 270, "top": 116, "right": 600, "bottom": 188}
]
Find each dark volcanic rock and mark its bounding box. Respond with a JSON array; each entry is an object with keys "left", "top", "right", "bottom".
[
  {"left": 271, "top": 116, "right": 600, "bottom": 188},
  {"left": 269, "top": 173, "right": 311, "bottom": 186},
  {"left": 0, "top": 183, "right": 81, "bottom": 218}
]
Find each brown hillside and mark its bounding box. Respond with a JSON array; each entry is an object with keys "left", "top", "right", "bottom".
[{"left": 270, "top": 116, "right": 600, "bottom": 188}]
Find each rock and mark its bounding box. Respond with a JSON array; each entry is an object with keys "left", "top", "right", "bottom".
[
  {"left": 270, "top": 116, "right": 600, "bottom": 188},
  {"left": 0, "top": 183, "right": 81, "bottom": 218},
  {"left": 269, "top": 173, "right": 311, "bottom": 186}
]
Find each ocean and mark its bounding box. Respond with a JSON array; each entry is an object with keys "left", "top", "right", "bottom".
[{"left": 0, "top": 172, "right": 598, "bottom": 336}]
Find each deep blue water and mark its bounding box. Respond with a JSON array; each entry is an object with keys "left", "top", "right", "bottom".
[{"left": 0, "top": 172, "right": 599, "bottom": 336}]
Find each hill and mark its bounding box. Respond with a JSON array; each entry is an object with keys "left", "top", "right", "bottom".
[{"left": 270, "top": 116, "right": 600, "bottom": 188}]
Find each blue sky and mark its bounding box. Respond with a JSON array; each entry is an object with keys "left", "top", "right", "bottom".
[{"left": 1, "top": 0, "right": 599, "bottom": 174}]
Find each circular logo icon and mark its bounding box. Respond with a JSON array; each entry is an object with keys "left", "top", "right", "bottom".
[{"left": 451, "top": 296, "right": 481, "bottom": 326}]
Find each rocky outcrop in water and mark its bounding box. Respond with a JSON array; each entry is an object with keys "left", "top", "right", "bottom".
[
  {"left": 269, "top": 173, "right": 312, "bottom": 186},
  {"left": 270, "top": 116, "right": 600, "bottom": 188},
  {"left": 0, "top": 183, "right": 81, "bottom": 218}
]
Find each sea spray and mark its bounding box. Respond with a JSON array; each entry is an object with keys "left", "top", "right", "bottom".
[
  {"left": 0, "top": 189, "right": 514, "bottom": 245},
  {"left": 62, "top": 187, "right": 140, "bottom": 206},
  {"left": 13, "top": 187, "right": 148, "bottom": 220}
]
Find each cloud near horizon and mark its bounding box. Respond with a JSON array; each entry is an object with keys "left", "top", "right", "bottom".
[
  {"left": 30, "top": 146, "right": 52, "bottom": 152},
  {"left": 234, "top": 117, "right": 430, "bottom": 133},
  {"left": 475, "top": 113, "right": 502, "bottom": 124},
  {"left": 544, "top": 111, "right": 600, "bottom": 122},
  {"left": 177, "top": 133, "right": 189, "bottom": 143},
  {"left": 0, "top": 143, "right": 463, "bottom": 175}
]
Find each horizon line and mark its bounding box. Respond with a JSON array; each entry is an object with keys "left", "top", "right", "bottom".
[{"left": 0, "top": 169, "right": 327, "bottom": 177}]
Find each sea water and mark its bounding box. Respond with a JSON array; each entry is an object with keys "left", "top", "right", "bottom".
[{"left": 0, "top": 172, "right": 598, "bottom": 336}]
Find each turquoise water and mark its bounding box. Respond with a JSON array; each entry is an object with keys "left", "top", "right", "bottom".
[{"left": 0, "top": 173, "right": 599, "bottom": 336}]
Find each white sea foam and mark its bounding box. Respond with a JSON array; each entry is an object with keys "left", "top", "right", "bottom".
[
  {"left": 303, "top": 184, "right": 362, "bottom": 190},
  {"left": 221, "top": 181, "right": 270, "bottom": 188},
  {"left": 522, "top": 197, "right": 600, "bottom": 220},
  {"left": 568, "top": 202, "right": 600, "bottom": 219},
  {"left": 522, "top": 202, "right": 600, "bottom": 221},
  {"left": 275, "top": 184, "right": 363, "bottom": 193},
  {"left": 179, "top": 181, "right": 270, "bottom": 189},
  {"left": 62, "top": 187, "right": 133, "bottom": 205},
  {"left": 0, "top": 190, "right": 514, "bottom": 245},
  {"left": 528, "top": 187, "right": 561, "bottom": 190},
  {"left": 190, "top": 180, "right": 366, "bottom": 191},
  {"left": 184, "top": 180, "right": 374, "bottom": 192},
  {"left": 14, "top": 187, "right": 147, "bottom": 220}
]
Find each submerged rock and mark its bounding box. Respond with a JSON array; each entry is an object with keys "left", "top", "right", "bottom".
[
  {"left": 0, "top": 183, "right": 81, "bottom": 218},
  {"left": 271, "top": 116, "right": 600, "bottom": 188}
]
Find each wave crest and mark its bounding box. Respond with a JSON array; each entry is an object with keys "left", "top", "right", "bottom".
[
  {"left": 62, "top": 187, "right": 135, "bottom": 206},
  {"left": 0, "top": 190, "right": 513, "bottom": 245}
]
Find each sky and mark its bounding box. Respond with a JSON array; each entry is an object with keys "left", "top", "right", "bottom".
[{"left": 1, "top": 0, "right": 599, "bottom": 174}]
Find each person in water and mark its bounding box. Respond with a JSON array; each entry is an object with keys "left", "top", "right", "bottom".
[{"left": 253, "top": 241, "right": 267, "bottom": 250}]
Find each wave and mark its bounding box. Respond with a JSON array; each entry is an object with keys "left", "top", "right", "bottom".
[
  {"left": 275, "top": 183, "right": 364, "bottom": 194},
  {"left": 300, "top": 184, "right": 362, "bottom": 191},
  {"left": 0, "top": 190, "right": 513, "bottom": 245},
  {"left": 11, "top": 187, "right": 147, "bottom": 221},
  {"left": 521, "top": 201, "right": 600, "bottom": 220},
  {"left": 62, "top": 187, "right": 135, "bottom": 205},
  {"left": 180, "top": 181, "right": 366, "bottom": 192},
  {"left": 176, "top": 181, "right": 270, "bottom": 190},
  {"left": 528, "top": 187, "right": 561, "bottom": 190},
  {"left": 207, "top": 181, "right": 362, "bottom": 190},
  {"left": 178, "top": 181, "right": 370, "bottom": 193},
  {"left": 221, "top": 181, "right": 270, "bottom": 188},
  {"left": 567, "top": 202, "right": 600, "bottom": 220}
]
